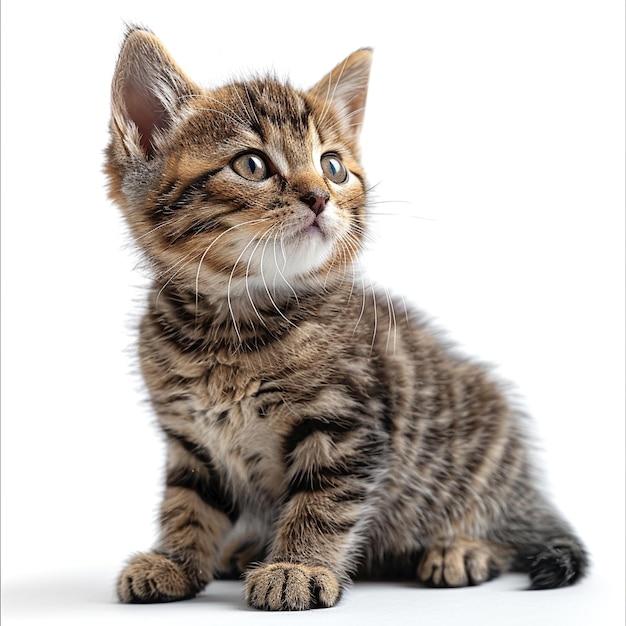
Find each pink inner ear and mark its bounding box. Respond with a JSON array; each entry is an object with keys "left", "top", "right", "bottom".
[{"left": 123, "top": 79, "right": 170, "bottom": 157}]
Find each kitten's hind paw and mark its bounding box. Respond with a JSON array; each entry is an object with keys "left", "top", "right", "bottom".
[
  {"left": 245, "top": 563, "right": 341, "bottom": 611},
  {"left": 529, "top": 546, "right": 583, "bottom": 589},
  {"left": 418, "top": 538, "right": 514, "bottom": 588},
  {"left": 117, "top": 553, "right": 200, "bottom": 603}
]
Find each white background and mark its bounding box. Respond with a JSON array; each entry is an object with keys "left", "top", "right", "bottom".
[{"left": 1, "top": 1, "right": 624, "bottom": 624}]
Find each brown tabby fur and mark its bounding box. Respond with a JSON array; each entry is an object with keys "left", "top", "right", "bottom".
[{"left": 107, "top": 27, "right": 587, "bottom": 610}]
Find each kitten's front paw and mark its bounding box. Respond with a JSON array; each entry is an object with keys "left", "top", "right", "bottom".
[
  {"left": 117, "top": 553, "right": 199, "bottom": 603},
  {"left": 245, "top": 563, "right": 341, "bottom": 611}
]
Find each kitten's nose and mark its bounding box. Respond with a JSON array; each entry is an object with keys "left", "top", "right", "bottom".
[{"left": 302, "top": 190, "right": 329, "bottom": 216}]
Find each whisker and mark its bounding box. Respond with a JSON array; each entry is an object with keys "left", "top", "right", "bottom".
[
  {"left": 259, "top": 227, "right": 297, "bottom": 327},
  {"left": 369, "top": 284, "right": 378, "bottom": 356},
  {"left": 155, "top": 249, "right": 198, "bottom": 303},
  {"left": 226, "top": 222, "right": 277, "bottom": 345},
  {"left": 352, "top": 262, "right": 368, "bottom": 339},
  {"left": 271, "top": 231, "right": 299, "bottom": 303},
  {"left": 244, "top": 223, "right": 280, "bottom": 326},
  {"left": 195, "top": 217, "right": 271, "bottom": 313},
  {"left": 382, "top": 285, "right": 398, "bottom": 355},
  {"left": 135, "top": 213, "right": 189, "bottom": 241}
]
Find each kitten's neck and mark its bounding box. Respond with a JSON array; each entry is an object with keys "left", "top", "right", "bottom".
[{"left": 149, "top": 279, "right": 338, "bottom": 353}]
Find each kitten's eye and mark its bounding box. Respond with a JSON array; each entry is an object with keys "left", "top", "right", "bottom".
[
  {"left": 231, "top": 153, "right": 270, "bottom": 181},
  {"left": 321, "top": 153, "right": 348, "bottom": 184}
]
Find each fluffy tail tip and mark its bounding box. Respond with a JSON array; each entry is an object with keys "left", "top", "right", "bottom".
[{"left": 529, "top": 545, "right": 587, "bottom": 590}]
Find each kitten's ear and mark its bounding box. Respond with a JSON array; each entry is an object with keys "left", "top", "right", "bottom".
[
  {"left": 309, "top": 49, "right": 373, "bottom": 140},
  {"left": 110, "top": 27, "right": 200, "bottom": 159}
]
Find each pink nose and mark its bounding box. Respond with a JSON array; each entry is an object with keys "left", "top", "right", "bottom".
[{"left": 302, "top": 191, "right": 329, "bottom": 216}]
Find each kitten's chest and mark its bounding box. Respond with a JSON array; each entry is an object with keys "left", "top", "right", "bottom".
[
  {"left": 203, "top": 403, "right": 285, "bottom": 502},
  {"left": 142, "top": 308, "right": 333, "bottom": 499},
  {"left": 186, "top": 351, "right": 295, "bottom": 501}
]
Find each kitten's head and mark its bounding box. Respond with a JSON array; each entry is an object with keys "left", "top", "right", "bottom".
[{"left": 106, "top": 28, "right": 372, "bottom": 302}]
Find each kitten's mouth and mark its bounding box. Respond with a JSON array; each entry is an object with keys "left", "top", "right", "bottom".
[
  {"left": 300, "top": 214, "right": 330, "bottom": 239},
  {"left": 270, "top": 212, "right": 336, "bottom": 278}
]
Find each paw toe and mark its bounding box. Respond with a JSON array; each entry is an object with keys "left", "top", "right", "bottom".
[
  {"left": 418, "top": 546, "right": 469, "bottom": 587},
  {"left": 245, "top": 563, "right": 340, "bottom": 611},
  {"left": 418, "top": 539, "right": 509, "bottom": 588}
]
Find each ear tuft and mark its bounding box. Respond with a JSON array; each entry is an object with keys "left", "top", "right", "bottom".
[
  {"left": 110, "top": 28, "right": 199, "bottom": 158},
  {"left": 309, "top": 48, "right": 373, "bottom": 140}
]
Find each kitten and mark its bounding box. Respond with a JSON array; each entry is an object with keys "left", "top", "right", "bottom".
[{"left": 106, "top": 27, "right": 587, "bottom": 610}]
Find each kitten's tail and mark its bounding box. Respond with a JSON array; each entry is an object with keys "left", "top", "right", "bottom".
[
  {"left": 495, "top": 500, "right": 589, "bottom": 589},
  {"left": 516, "top": 535, "right": 588, "bottom": 590}
]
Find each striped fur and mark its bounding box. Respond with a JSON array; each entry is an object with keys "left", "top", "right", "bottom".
[{"left": 107, "top": 28, "right": 587, "bottom": 610}]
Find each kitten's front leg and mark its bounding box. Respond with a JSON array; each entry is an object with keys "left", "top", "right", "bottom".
[
  {"left": 245, "top": 491, "right": 355, "bottom": 610},
  {"left": 245, "top": 416, "right": 385, "bottom": 611},
  {"left": 117, "top": 435, "right": 236, "bottom": 603}
]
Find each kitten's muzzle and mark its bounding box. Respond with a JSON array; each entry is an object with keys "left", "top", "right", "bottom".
[{"left": 301, "top": 190, "right": 329, "bottom": 216}]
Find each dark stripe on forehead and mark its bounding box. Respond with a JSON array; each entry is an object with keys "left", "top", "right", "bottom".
[
  {"left": 245, "top": 81, "right": 311, "bottom": 135},
  {"left": 235, "top": 85, "right": 264, "bottom": 140}
]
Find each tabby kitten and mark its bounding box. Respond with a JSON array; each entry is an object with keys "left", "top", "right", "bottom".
[{"left": 107, "top": 27, "right": 587, "bottom": 611}]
